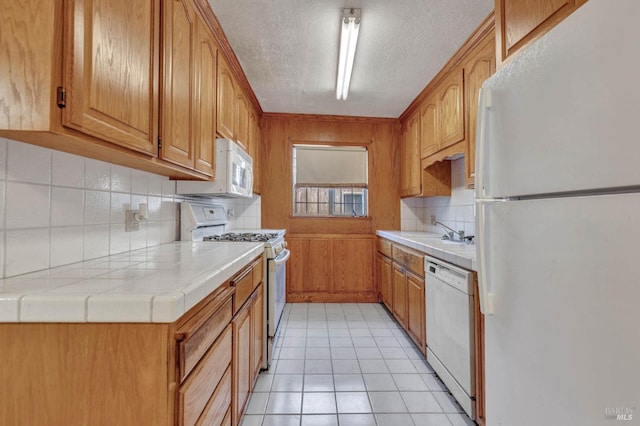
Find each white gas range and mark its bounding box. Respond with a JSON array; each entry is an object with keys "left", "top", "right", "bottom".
[{"left": 180, "top": 201, "right": 288, "bottom": 369}]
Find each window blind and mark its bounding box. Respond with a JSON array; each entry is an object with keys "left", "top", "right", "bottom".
[{"left": 294, "top": 145, "right": 368, "bottom": 187}]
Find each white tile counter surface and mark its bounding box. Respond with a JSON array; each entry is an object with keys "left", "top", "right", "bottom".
[
  {"left": 376, "top": 231, "right": 477, "bottom": 271},
  {"left": 0, "top": 241, "right": 264, "bottom": 323}
]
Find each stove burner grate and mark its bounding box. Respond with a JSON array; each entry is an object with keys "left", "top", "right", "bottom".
[{"left": 203, "top": 232, "right": 278, "bottom": 243}]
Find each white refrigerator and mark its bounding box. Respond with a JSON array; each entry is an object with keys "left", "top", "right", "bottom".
[{"left": 475, "top": 0, "right": 640, "bottom": 425}]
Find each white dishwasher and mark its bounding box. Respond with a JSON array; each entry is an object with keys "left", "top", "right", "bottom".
[{"left": 425, "top": 255, "right": 475, "bottom": 419}]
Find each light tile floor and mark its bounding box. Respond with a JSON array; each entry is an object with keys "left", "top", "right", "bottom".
[{"left": 242, "top": 303, "right": 475, "bottom": 426}]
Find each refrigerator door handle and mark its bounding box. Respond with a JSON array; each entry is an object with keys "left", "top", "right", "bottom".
[
  {"left": 475, "top": 199, "right": 498, "bottom": 315},
  {"left": 475, "top": 88, "right": 492, "bottom": 198}
]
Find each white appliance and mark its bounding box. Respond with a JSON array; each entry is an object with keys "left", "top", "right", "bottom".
[
  {"left": 180, "top": 201, "right": 289, "bottom": 369},
  {"left": 177, "top": 138, "right": 253, "bottom": 198},
  {"left": 475, "top": 1, "right": 640, "bottom": 424},
  {"left": 425, "top": 255, "right": 475, "bottom": 419}
]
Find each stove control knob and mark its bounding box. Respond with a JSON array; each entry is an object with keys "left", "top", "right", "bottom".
[{"left": 283, "top": 241, "right": 288, "bottom": 248}]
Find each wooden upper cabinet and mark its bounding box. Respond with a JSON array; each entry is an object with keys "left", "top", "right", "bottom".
[
  {"left": 436, "top": 68, "right": 465, "bottom": 149},
  {"left": 464, "top": 31, "right": 496, "bottom": 189},
  {"left": 399, "top": 125, "right": 409, "bottom": 196},
  {"left": 161, "top": 0, "right": 197, "bottom": 169},
  {"left": 194, "top": 15, "right": 217, "bottom": 176},
  {"left": 217, "top": 57, "right": 236, "bottom": 140},
  {"left": 63, "top": 0, "right": 160, "bottom": 155},
  {"left": 400, "top": 113, "right": 421, "bottom": 198},
  {"left": 235, "top": 93, "right": 250, "bottom": 150},
  {"left": 420, "top": 96, "right": 438, "bottom": 158},
  {"left": 407, "top": 113, "right": 421, "bottom": 195},
  {"left": 497, "top": 0, "right": 585, "bottom": 65}
]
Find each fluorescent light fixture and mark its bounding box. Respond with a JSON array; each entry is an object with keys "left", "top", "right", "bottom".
[{"left": 336, "top": 8, "right": 361, "bottom": 100}]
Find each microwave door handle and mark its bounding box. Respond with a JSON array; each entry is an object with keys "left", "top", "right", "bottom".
[{"left": 247, "top": 166, "right": 254, "bottom": 194}]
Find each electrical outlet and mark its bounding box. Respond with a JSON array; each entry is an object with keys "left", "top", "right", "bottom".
[
  {"left": 125, "top": 210, "right": 140, "bottom": 232},
  {"left": 430, "top": 215, "right": 437, "bottom": 225}
]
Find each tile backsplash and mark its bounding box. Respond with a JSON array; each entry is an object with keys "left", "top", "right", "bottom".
[
  {"left": 401, "top": 158, "right": 475, "bottom": 237},
  {"left": 0, "top": 137, "right": 261, "bottom": 279}
]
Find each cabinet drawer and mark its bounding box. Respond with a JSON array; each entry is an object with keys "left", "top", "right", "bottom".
[
  {"left": 178, "top": 325, "right": 232, "bottom": 426},
  {"left": 392, "top": 244, "right": 425, "bottom": 277},
  {"left": 195, "top": 366, "right": 231, "bottom": 426},
  {"left": 232, "top": 268, "right": 253, "bottom": 313},
  {"left": 252, "top": 257, "right": 264, "bottom": 289},
  {"left": 178, "top": 297, "right": 232, "bottom": 383},
  {"left": 377, "top": 238, "right": 393, "bottom": 258}
]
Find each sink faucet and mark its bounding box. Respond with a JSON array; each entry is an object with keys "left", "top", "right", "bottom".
[{"left": 434, "top": 221, "right": 465, "bottom": 241}]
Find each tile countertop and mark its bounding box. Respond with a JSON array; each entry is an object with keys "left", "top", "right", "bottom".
[
  {"left": 0, "top": 241, "right": 264, "bottom": 323},
  {"left": 376, "top": 230, "right": 477, "bottom": 271}
]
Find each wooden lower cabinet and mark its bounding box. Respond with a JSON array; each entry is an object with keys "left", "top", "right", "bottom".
[
  {"left": 232, "top": 301, "right": 252, "bottom": 426},
  {"left": 232, "top": 280, "right": 264, "bottom": 426},
  {"left": 196, "top": 366, "right": 232, "bottom": 426},
  {"left": 406, "top": 271, "right": 426, "bottom": 352},
  {"left": 381, "top": 238, "right": 427, "bottom": 354},
  {"left": 0, "top": 323, "right": 173, "bottom": 426},
  {"left": 378, "top": 253, "right": 393, "bottom": 309},
  {"left": 392, "top": 263, "right": 408, "bottom": 327},
  {"left": 0, "top": 255, "right": 264, "bottom": 426},
  {"left": 251, "top": 283, "right": 265, "bottom": 381},
  {"left": 177, "top": 325, "right": 232, "bottom": 426},
  {"left": 287, "top": 235, "right": 376, "bottom": 303}
]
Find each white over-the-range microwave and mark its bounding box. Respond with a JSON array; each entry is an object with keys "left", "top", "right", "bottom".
[{"left": 177, "top": 138, "right": 253, "bottom": 198}]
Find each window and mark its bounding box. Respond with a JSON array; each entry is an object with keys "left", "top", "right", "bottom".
[{"left": 293, "top": 145, "right": 368, "bottom": 217}]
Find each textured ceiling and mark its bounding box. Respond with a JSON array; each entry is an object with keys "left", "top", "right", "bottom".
[{"left": 208, "top": 0, "right": 493, "bottom": 118}]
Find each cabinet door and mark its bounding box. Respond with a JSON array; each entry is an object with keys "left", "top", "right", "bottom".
[
  {"left": 497, "top": 0, "right": 576, "bottom": 64},
  {"left": 400, "top": 114, "right": 421, "bottom": 198},
  {"left": 378, "top": 254, "right": 393, "bottom": 311},
  {"left": 232, "top": 303, "right": 252, "bottom": 426},
  {"left": 235, "top": 93, "right": 250, "bottom": 150},
  {"left": 406, "top": 272, "right": 426, "bottom": 353},
  {"left": 407, "top": 113, "right": 421, "bottom": 195},
  {"left": 217, "top": 58, "right": 236, "bottom": 139},
  {"left": 473, "top": 274, "right": 486, "bottom": 425},
  {"left": 437, "top": 68, "right": 465, "bottom": 149},
  {"left": 288, "top": 238, "right": 333, "bottom": 296},
  {"left": 194, "top": 17, "right": 217, "bottom": 176},
  {"left": 62, "top": 0, "right": 159, "bottom": 155},
  {"left": 333, "top": 238, "right": 374, "bottom": 296},
  {"left": 399, "top": 125, "right": 409, "bottom": 197},
  {"left": 420, "top": 97, "right": 438, "bottom": 158},
  {"left": 251, "top": 283, "right": 264, "bottom": 381},
  {"left": 161, "top": 0, "right": 197, "bottom": 169},
  {"left": 464, "top": 33, "right": 495, "bottom": 189},
  {"left": 392, "top": 264, "right": 407, "bottom": 327}
]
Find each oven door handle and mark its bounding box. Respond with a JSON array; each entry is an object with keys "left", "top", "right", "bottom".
[{"left": 271, "top": 249, "right": 291, "bottom": 266}]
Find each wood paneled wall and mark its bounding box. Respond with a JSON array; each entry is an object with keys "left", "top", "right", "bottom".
[
  {"left": 260, "top": 114, "right": 401, "bottom": 302},
  {"left": 261, "top": 114, "right": 401, "bottom": 233}
]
